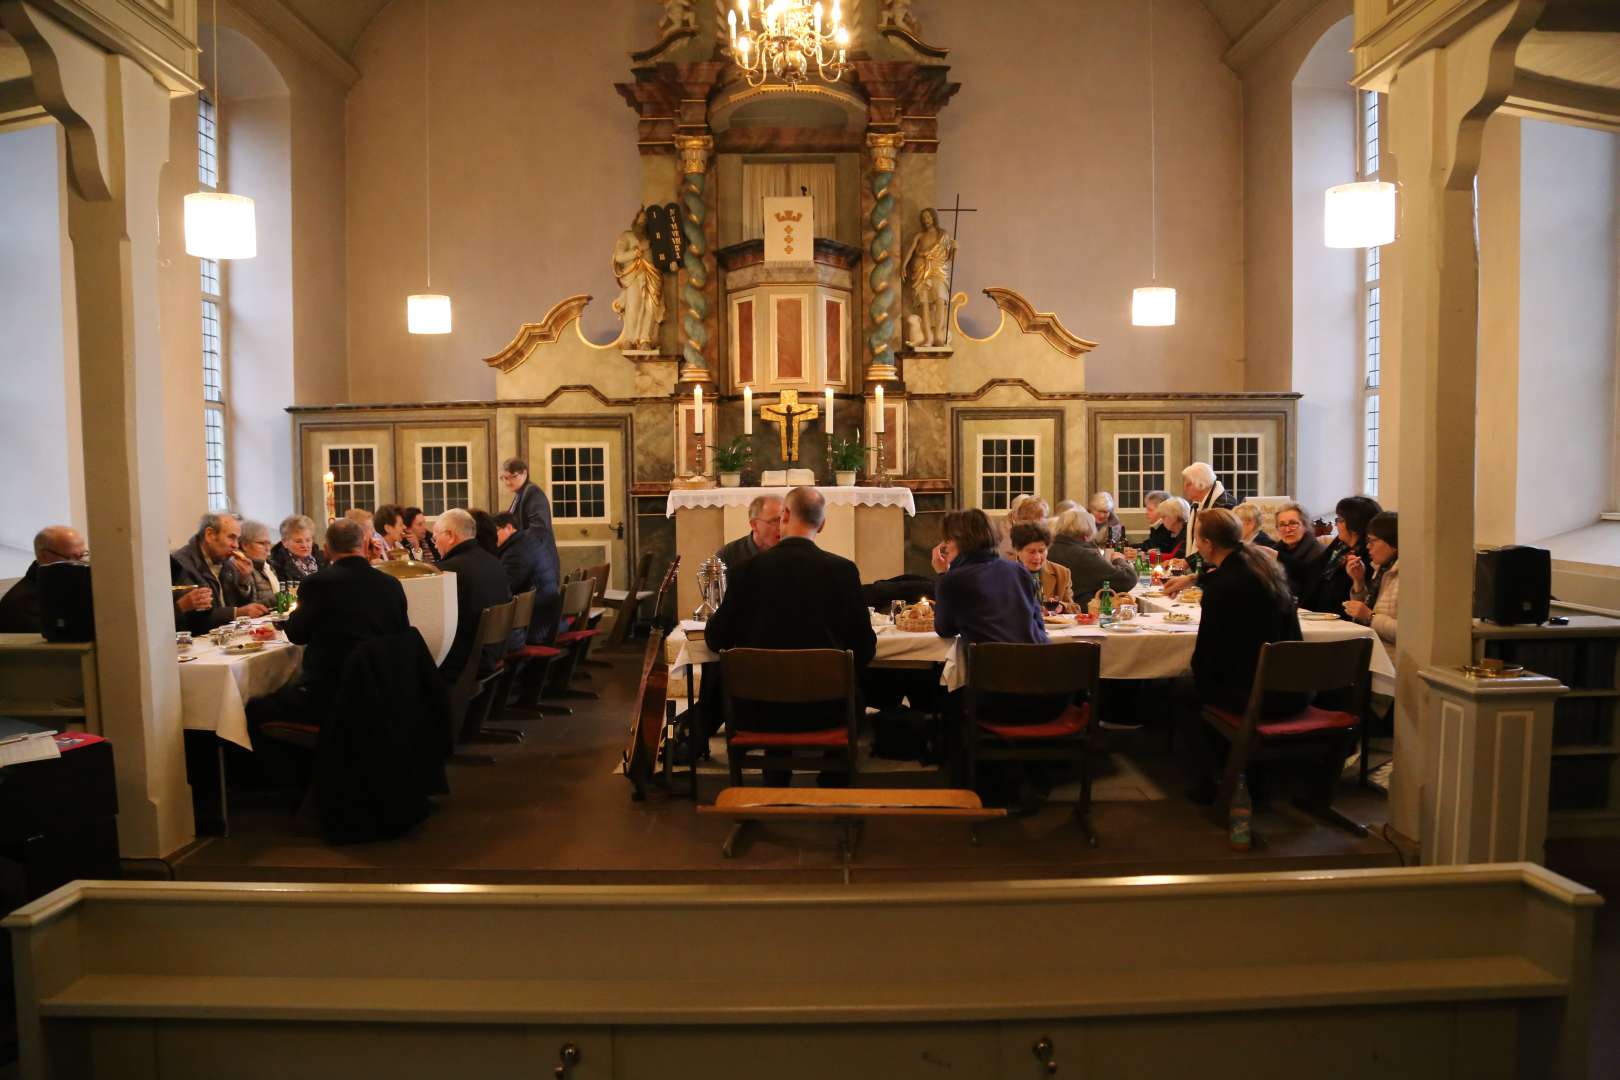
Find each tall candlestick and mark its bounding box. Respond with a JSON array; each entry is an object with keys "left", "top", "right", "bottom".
[
  {"left": 743, "top": 384, "right": 753, "bottom": 435},
  {"left": 693, "top": 384, "right": 704, "bottom": 435},
  {"left": 322, "top": 470, "right": 336, "bottom": 521},
  {"left": 874, "top": 384, "right": 885, "bottom": 433},
  {"left": 824, "top": 386, "right": 834, "bottom": 433}
]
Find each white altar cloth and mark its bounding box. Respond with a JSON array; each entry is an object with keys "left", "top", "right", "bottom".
[{"left": 665, "top": 485, "right": 915, "bottom": 517}]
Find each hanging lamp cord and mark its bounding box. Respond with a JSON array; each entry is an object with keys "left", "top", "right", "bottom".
[
  {"left": 1149, "top": 0, "right": 1158, "bottom": 285},
  {"left": 424, "top": 0, "right": 432, "bottom": 289}
]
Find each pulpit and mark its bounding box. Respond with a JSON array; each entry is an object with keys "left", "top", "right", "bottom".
[{"left": 668, "top": 486, "right": 914, "bottom": 616}]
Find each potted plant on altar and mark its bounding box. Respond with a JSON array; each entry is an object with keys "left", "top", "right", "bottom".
[
  {"left": 709, "top": 435, "right": 752, "bottom": 487},
  {"left": 828, "top": 431, "right": 867, "bottom": 487}
]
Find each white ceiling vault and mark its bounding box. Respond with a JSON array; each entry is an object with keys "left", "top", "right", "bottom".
[{"left": 262, "top": 0, "right": 1291, "bottom": 65}]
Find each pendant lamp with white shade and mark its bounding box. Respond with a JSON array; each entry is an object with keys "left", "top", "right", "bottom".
[
  {"left": 1131, "top": 0, "right": 1174, "bottom": 327},
  {"left": 185, "top": 0, "right": 256, "bottom": 260},
  {"left": 1324, "top": 180, "right": 1397, "bottom": 248},
  {"left": 408, "top": 0, "right": 451, "bottom": 335}
]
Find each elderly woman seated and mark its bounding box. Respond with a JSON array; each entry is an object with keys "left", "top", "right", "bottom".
[
  {"left": 237, "top": 520, "right": 281, "bottom": 607},
  {"left": 1088, "top": 492, "right": 1127, "bottom": 547},
  {"left": 1344, "top": 511, "right": 1398, "bottom": 644},
  {"left": 1273, "top": 501, "right": 1326, "bottom": 603},
  {"left": 1152, "top": 496, "right": 1192, "bottom": 563},
  {"left": 1233, "top": 503, "right": 1281, "bottom": 552},
  {"left": 1139, "top": 490, "right": 1175, "bottom": 552},
  {"left": 1047, "top": 509, "right": 1138, "bottom": 609},
  {"left": 1009, "top": 522, "right": 1079, "bottom": 613},
  {"left": 269, "top": 514, "right": 326, "bottom": 584}
]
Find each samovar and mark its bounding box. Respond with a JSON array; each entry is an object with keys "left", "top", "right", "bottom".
[{"left": 692, "top": 555, "right": 727, "bottom": 622}]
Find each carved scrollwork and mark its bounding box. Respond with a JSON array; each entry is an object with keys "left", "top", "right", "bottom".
[
  {"left": 482, "top": 295, "right": 599, "bottom": 373},
  {"left": 975, "top": 288, "right": 1099, "bottom": 359}
]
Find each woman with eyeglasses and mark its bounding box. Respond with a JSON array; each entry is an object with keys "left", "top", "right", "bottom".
[
  {"left": 1343, "top": 511, "right": 1399, "bottom": 644},
  {"left": 1272, "top": 501, "right": 1326, "bottom": 605}
]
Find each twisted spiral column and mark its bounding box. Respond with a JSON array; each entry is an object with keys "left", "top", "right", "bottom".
[
  {"left": 865, "top": 132, "right": 904, "bottom": 382},
  {"left": 675, "top": 134, "right": 715, "bottom": 381}
]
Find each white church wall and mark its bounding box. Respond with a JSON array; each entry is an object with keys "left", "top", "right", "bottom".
[
  {"left": 1289, "top": 17, "right": 1359, "bottom": 516},
  {"left": 0, "top": 123, "right": 84, "bottom": 574},
  {"left": 1516, "top": 118, "right": 1618, "bottom": 545}
]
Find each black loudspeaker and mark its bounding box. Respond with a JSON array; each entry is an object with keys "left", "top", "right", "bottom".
[
  {"left": 1473, "top": 545, "right": 1551, "bottom": 626},
  {"left": 38, "top": 562, "right": 95, "bottom": 642}
]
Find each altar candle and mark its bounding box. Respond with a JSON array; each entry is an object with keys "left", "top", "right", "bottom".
[
  {"left": 824, "top": 386, "right": 834, "bottom": 432},
  {"left": 874, "top": 384, "right": 884, "bottom": 433},
  {"left": 693, "top": 384, "right": 704, "bottom": 435},
  {"left": 743, "top": 384, "right": 753, "bottom": 434}
]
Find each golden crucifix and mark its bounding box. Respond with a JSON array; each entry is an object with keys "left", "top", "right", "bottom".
[{"left": 760, "top": 389, "right": 821, "bottom": 461}]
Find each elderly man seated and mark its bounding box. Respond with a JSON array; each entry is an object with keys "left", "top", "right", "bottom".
[
  {"left": 705, "top": 487, "right": 876, "bottom": 786},
  {"left": 0, "top": 526, "right": 87, "bottom": 633},
  {"left": 433, "top": 508, "right": 513, "bottom": 685},
  {"left": 715, "top": 493, "right": 783, "bottom": 576},
  {"left": 172, "top": 512, "right": 266, "bottom": 634}
]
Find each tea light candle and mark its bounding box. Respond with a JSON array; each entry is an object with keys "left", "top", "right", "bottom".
[
  {"left": 693, "top": 384, "right": 704, "bottom": 435},
  {"left": 743, "top": 384, "right": 753, "bottom": 435},
  {"left": 874, "top": 384, "right": 884, "bottom": 433},
  {"left": 824, "top": 386, "right": 834, "bottom": 432}
]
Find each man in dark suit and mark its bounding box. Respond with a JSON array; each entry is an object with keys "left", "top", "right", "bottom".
[
  {"left": 0, "top": 526, "right": 86, "bottom": 633},
  {"left": 432, "top": 508, "right": 513, "bottom": 684},
  {"left": 494, "top": 511, "right": 561, "bottom": 644},
  {"left": 705, "top": 488, "right": 875, "bottom": 784},
  {"left": 499, "top": 457, "right": 555, "bottom": 539},
  {"left": 245, "top": 519, "right": 411, "bottom": 756}
]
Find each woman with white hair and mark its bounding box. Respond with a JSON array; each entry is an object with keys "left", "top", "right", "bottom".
[
  {"left": 1152, "top": 496, "right": 1192, "bottom": 562},
  {"left": 1140, "top": 490, "right": 1175, "bottom": 553},
  {"left": 1088, "top": 492, "right": 1127, "bottom": 547},
  {"left": 236, "top": 520, "right": 281, "bottom": 607},
  {"left": 1048, "top": 509, "right": 1138, "bottom": 608},
  {"left": 269, "top": 514, "right": 326, "bottom": 585},
  {"left": 998, "top": 493, "right": 1050, "bottom": 558}
]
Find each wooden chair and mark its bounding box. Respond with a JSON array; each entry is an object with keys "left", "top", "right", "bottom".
[
  {"left": 1200, "top": 637, "right": 1374, "bottom": 837},
  {"left": 448, "top": 599, "right": 516, "bottom": 763},
  {"left": 486, "top": 590, "right": 553, "bottom": 735},
  {"left": 719, "top": 648, "right": 858, "bottom": 788},
  {"left": 603, "top": 550, "right": 656, "bottom": 648},
  {"left": 579, "top": 562, "right": 612, "bottom": 668},
  {"left": 962, "top": 641, "right": 1103, "bottom": 845},
  {"left": 545, "top": 578, "right": 602, "bottom": 702}
]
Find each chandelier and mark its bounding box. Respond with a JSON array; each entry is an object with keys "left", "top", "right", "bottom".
[{"left": 727, "top": 1, "right": 850, "bottom": 89}]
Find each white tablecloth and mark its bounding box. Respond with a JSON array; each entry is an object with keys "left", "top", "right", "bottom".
[
  {"left": 179, "top": 638, "right": 304, "bottom": 749},
  {"left": 669, "top": 593, "right": 1395, "bottom": 696},
  {"left": 665, "top": 485, "right": 915, "bottom": 517}
]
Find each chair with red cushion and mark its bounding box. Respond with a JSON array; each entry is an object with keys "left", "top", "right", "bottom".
[
  {"left": 720, "top": 648, "right": 858, "bottom": 788},
  {"left": 486, "top": 589, "right": 547, "bottom": 735},
  {"left": 1200, "top": 637, "right": 1374, "bottom": 837},
  {"left": 546, "top": 578, "right": 604, "bottom": 703},
  {"left": 448, "top": 598, "right": 516, "bottom": 763},
  {"left": 963, "top": 641, "right": 1103, "bottom": 845}
]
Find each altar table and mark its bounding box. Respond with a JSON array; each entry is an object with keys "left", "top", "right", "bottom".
[{"left": 667, "top": 486, "right": 915, "bottom": 618}]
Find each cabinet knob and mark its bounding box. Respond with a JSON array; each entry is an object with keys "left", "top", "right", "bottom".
[
  {"left": 553, "top": 1041, "right": 582, "bottom": 1078},
  {"left": 1032, "top": 1035, "right": 1058, "bottom": 1075}
]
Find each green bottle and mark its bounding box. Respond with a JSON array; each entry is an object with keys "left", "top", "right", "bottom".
[
  {"left": 275, "top": 580, "right": 292, "bottom": 615},
  {"left": 1098, "top": 578, "right": 1114, "bottom": 623}
]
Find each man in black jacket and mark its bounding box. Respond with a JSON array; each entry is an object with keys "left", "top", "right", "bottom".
[
  {"left": 0, "top": 526, "right": 86, "bottom": 633},
  {"left": 499, "top": 457, "right": 555, "bottom": 539},
  {"left": 245, "top": 519, "right": 411, "bottom": 760},
  {"left": 433, "top": 508, "right": 513, "bottom": 683},
  {"left": 494, "top": 511, "right": 561, "bottom": 643},
  {"left": 283, "top": 519, "right": 411, "bottom": 697},
  {"left": 705, "top": 488, "right": 875, "bottom": 784}
]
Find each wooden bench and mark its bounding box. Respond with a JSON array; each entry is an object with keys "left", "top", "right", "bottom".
[{"left": 698, "top": 787, "right": 1006, "bottom": 873}]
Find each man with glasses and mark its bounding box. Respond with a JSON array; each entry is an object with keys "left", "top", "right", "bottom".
[
  {"left": 715, "top": 493, "right": 783, "bottom": 576},
  {"left": 0, "top": 526, "right": 86, "bottom": 632},
  {"left": 499, "top": 457, "right": 555, "bottom": 540}
]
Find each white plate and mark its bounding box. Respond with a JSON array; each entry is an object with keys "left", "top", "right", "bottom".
[
  {"left": 1300, "top": 612, "right": 1342, "bottom": 621},
  {"left": 1104, "top": 623, "right": 1144, "bottom": 633}
]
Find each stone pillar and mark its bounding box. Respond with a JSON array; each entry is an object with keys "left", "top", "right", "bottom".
[
  {"left": 5, "top": 3, "right": 198, "bottom": 856},
  {"left": 674, "top": 133, "right": 716, "bottom": 387},
  {"left": 1418, "top": 668, "right": 1565, "bottom": 865},
  {"left": 863, "top": 131, "right": 904, "bottom": 383},
  {"left": 1379, "top": 5, "right": 1539, "bottom": 849}
]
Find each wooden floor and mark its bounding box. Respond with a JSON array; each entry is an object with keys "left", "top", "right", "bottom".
[{"left": 171, "top": 645, "right": 1405, "bottom": 886}]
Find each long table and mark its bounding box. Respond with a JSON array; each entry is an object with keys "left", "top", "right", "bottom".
[{"left": 670, "top": 589, "right": 1395, "bottom": 695}]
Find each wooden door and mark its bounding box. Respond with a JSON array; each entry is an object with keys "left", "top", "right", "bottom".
[{"left": 522, "top": 417, "right": 630, "bottom": 588}]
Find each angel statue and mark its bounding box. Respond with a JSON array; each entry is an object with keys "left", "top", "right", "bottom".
[
  {"left": 658, "top": 0, "right": 696, "bottom": 36},
  {"left": 612, "top": 207, "right": 666, "bottom": 352},
  {"left": 880, "top": 0, "right": 922, "bottom": 36},
  {"left": 903, "top": 207, "right": 955, "bottom": 348}
]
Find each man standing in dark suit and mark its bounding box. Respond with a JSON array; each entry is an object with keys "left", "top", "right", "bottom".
[
  {"left": 705, "top": 488, "right": 875, "bottom": 783},
  {"left": 433, "top": 508, "right": 513, "bottom": 684},
  {"left": 499, "top": 457, "right": 555, "bottom": 539},
  {"left": 494, "top": 511, "right": 561, "bottom": 643}
]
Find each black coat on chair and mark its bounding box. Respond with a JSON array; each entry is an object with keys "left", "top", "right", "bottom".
[{"left": 438, "top": 538, "right": 513, "bottom": 682}]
